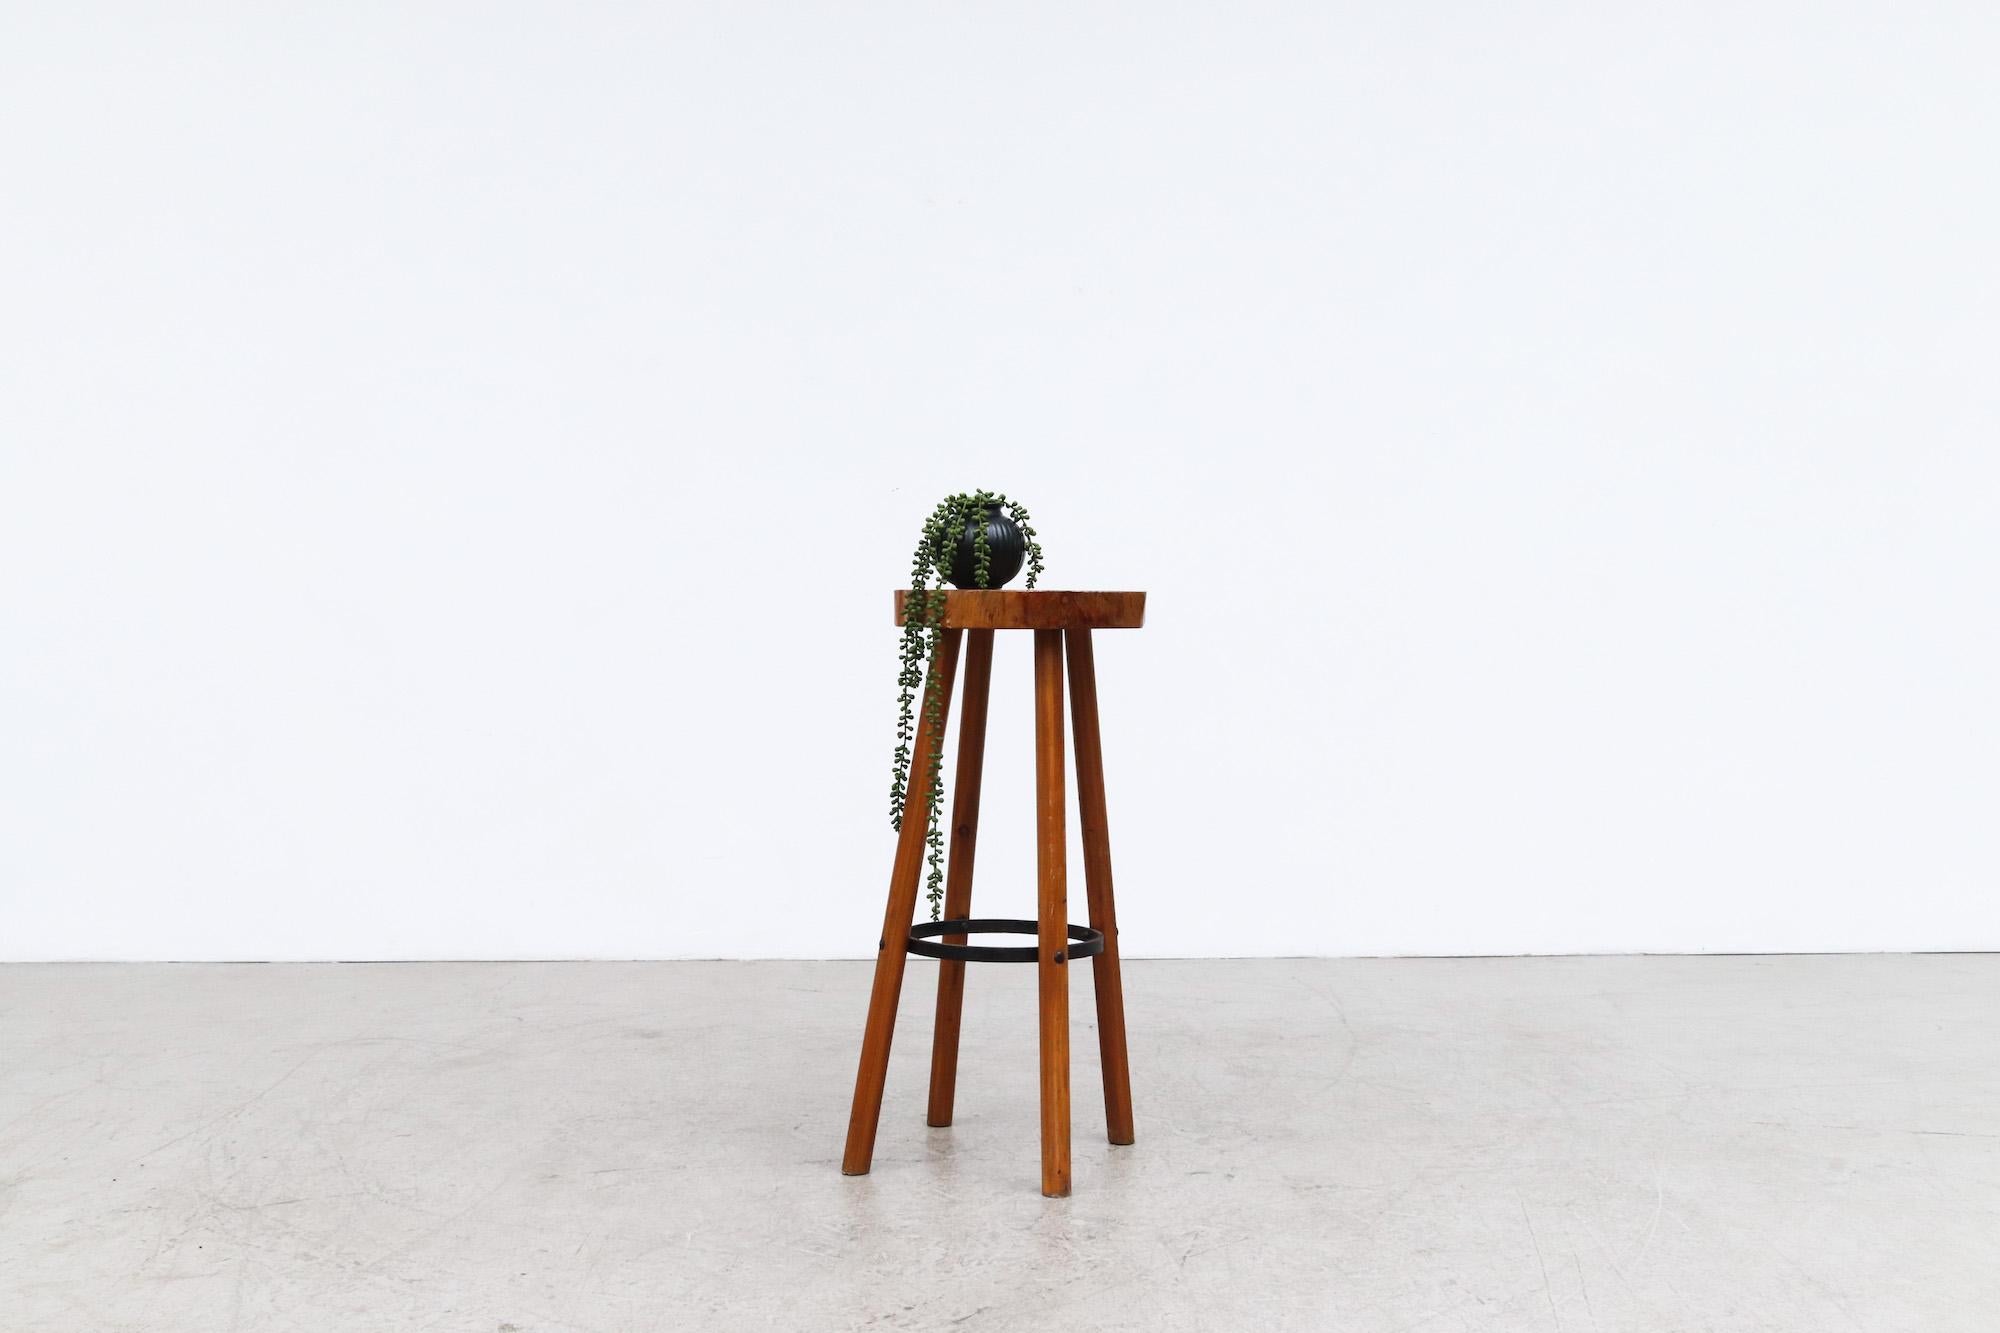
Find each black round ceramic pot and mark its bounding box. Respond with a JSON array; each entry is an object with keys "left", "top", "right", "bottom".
[{"left": 946, "top": 503, "right": 1027, "bottom": 589}]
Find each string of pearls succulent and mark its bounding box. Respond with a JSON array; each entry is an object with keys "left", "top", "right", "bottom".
[{"left": 890, "top": 490, "right": 1044, "bottom": 918}]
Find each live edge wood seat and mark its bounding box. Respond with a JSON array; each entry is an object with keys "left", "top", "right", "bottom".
[{"left": 843, "top": 590, "right": 1144, "bottom": 1197}]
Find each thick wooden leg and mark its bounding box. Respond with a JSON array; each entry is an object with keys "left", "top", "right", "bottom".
[
  {"left": 926, "top": 629, "right": 995, "bottom": 1127},
  {"left": 1033, "top": 629, "right": 1071, "bottom": 1197},
  {"left": 1065, "top": 629, "right": 1135, "bottom": 1145},
  {"left": 843, "top": 629, "right": 964, "bottom": 1176}
]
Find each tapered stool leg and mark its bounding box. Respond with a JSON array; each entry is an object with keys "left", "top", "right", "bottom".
[
  {"left": 843, "top": 629, "right": 964, "bottom": 1176},
  {"left": 1065, "top": 629, "right": 1135, "bottom": 1145},
  {"left": 926, "top": 629, "right": 995, "bottom": 1127},
  {"left": 1032, "top": 629, "right": 1072, "bottom": 1197}
]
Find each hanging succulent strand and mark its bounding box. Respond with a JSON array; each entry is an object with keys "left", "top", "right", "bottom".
[{"left": 889, "top": 490, "right": 1045, "bottom": 918}]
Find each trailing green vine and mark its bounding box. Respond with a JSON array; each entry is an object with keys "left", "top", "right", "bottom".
[{"left": 890, "top": 491, "right": 1044, "bottom": 919}]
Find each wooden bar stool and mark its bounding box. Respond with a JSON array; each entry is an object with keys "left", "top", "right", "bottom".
[{"left": 842, "top": 590, "right": 1145, "bottom": 1197}]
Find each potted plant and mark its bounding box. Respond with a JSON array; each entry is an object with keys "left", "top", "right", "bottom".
[{"left": 890, "top": 491, "right": 1045, "bottom": 917}]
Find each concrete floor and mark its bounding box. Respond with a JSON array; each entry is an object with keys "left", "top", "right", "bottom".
[{"left": 2, "top": 957, "right": 1995, "bottom": 1332}]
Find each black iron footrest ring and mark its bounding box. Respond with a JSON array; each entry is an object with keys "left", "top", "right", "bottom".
[{"left": 906, "top": 918, "right": 1104, "bottom": 964}]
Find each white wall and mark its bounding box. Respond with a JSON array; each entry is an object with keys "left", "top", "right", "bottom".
[{"left": 4, "top": 4, "right": 1996, "bottom": 960}]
